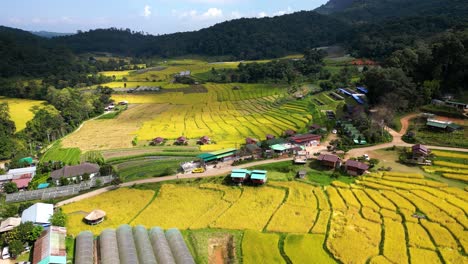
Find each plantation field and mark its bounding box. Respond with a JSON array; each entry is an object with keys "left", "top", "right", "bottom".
[
  {"left": 40, "top": 142, "right": 81, "bottom": 165},
  {"left": 0, "top": 96, "right": 45, "bottom": 131},
  {"left": 64, "top": 83, "right": 314, "bottom": 152},
  {"left": 63, "top": 168, "right": 468, "bottom": 263}
]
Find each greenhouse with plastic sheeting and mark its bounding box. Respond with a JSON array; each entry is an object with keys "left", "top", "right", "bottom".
[
  {"left": 75, "top": 231, "right": 94, "bottom": 264},
  {"left": 75, "top": 225, "right": 194, "bottom": 264},
  {"left": 166, "top": 228, "right": 196, "bottom": 264}
]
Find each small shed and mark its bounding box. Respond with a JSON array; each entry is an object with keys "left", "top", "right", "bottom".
[
  {"left": 230, "top": 169, "right": 250, "bottom": 183},
  {"left": 152, "top": 137, "right": 165, "bottom": 145},
  {"left": 198, "top": 136, "right": 211, "bottom": 145},
  {"left": 250, "top": 170, "right": 267, "bottom": 185},
  {"left": 84, "top": 210, "right": 106, "bottom": 225},
  {"left": 297, "top": 170, "right": 307, "bottom": 179},
  {"left": 175, "top": 136, "right": 188, "bottom": 145}
]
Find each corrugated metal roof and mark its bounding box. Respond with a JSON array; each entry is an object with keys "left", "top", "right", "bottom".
[
  {"left": 426, "top": 121, "right": 447, "bottom": 128},
  {"left": 231, "top": 172, "right": 247, "bottom": 178},
  {"left": 21, "top": 203, "right": 54, "bottom": 224}
]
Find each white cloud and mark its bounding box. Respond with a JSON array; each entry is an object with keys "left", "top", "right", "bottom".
[
  {"left": 202, "top": 8, "right": 223, "bottom": 18},
  {"left": 273, "top": 6, "right": 293, "bottom": 17},
  {"left": 257, "top": 12, "right": 267, "bottom": 18},
  {"left": 173, "top": 8, "right": 225, "bottom": 20},
  {"left": 230, "top": 11, "right": 241, "bottom": 19},
  {"left": 142, "top": 5, "right": 152, "bottom": 18}
]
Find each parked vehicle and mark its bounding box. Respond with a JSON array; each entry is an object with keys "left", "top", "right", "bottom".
[
  {"left": 2, "top": 247, "right": 10, "bottom": 259},
  {"left": 192, "top": 168, "right": 205, "bottom": 173}
]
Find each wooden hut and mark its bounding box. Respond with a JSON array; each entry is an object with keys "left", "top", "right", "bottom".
[{"left": 84, "top": 210, "right": 106, "bottom": 225}]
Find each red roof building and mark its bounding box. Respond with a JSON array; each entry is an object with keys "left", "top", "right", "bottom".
[
  {"left": 266, "top": 134, "right": 275, "bottom": 140},
  {"left": 245, "top": 137, "right": 258, "bottom": 144},
  {"left": 345, "top": 160, "right": 369, "bottom": 176},
  {"left": 289, "top": 134, "right": 321, "bottom": 145},
  {"left": 152, "top": 137, "right": 165, "bottom": 144},
  {"left": 12, "top": 176, "right": 32, "bottom": 189}
]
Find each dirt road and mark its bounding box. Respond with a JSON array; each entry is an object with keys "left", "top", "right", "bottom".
[{"left": 56, "top": 157, "right": 293, "bottom": 206}]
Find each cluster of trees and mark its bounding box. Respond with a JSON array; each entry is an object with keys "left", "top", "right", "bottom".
[
  {"left": 0, "top": 222, "right": 43, "bottom": 257},
  {"left": 208, "top": 49, "right": 327, "bottom": 84},
  {"left": 0, "top": 86, "right": 112, "bottom": 161},
  {"left": 363, "top": 30, "right": 468, "bottom": 113}
]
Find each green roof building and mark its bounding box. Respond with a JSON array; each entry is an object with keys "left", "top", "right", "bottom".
[
  {"left": 197, "top": 148, "right": 237, "bottom": 162},
  {"left": 250, "top": 170, "right": 267, "bottom": 184}
]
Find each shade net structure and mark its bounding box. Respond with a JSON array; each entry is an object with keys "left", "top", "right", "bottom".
[
  {"left": 133, "top": 225, "right": 158, "bottom": 264},
  {"left": 165, "top": 228, "right": 195, "bottom": 264},
  {"left": 149, "top": 227, "right": 176, "bottom": 264},
  {"left": 75, "top": 231, "right": 94, "bottom": 264},
  {"left": 116, "top": 224, "right": 139, "bottom": 264},
  {"left": 100, "top": 229, "right": 120, "bottom": 264}
]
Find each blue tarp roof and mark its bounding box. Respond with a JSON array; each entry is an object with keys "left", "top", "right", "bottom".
[
  {"left": 352, "top": 94, "right": 365, "bottom": 105},
  {"left": 37, "top": 183, "right": 50, "bottom": 189},
  {"left": 338, "top": 88, "right": 352, "bottom": 96},
  {"left": 356, "top": 86, "right": 368, "bottom": 93}
]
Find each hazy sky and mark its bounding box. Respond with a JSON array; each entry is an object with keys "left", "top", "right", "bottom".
[{"left": 1, "top": 0, "right": 328, "bottom": 34}]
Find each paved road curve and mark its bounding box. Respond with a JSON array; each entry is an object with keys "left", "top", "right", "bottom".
[{"left": 57, "top": 113, "right": 468, "bottom": 206}]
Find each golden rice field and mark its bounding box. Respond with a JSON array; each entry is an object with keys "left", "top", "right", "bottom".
[
  {"left": 62, "top": 172, "right": 468, "bottom": 263},
  {"left": 0, "top": 96, "right": 45, "bottom": 131},
  {"left": 65, "top": 83, "right": 313, "bottom": 151}
]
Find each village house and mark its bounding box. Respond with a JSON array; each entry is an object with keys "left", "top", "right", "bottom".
[
  {"left": 317, "top": 154, "right": 342, "bottom": 169},
  {"left": 410, "top": 144, "right": 431, "bottom": 164},
  {"left": 33, "top": 226, "right": 67, "bottom": 264},
  {"left": 289, "top": 134, "right": 322, "bottom": 146},
  {"left": 270, "top": 143, "right": 301, "bottom": 155},
  {"left": 21, "top": 203, "right": 54, "bottom": 227},
  {"left": 245, "top": 144, "right": 262, "bottom": 158},
  {"left": 11, "top": 174, "right": 33, "bottom": 190},
  {"left": 175, "top": 136, "right": 188, "bottom": 145},
  {"left": 198, "top": 136, "right": 211, "bottom": 145},
  {"left": 50, "top": 163, "right": 100, "bottom": 185},
  {"left": 0, "top": 217, "right": 21, "bottom": 233},
  {"left": 345, "top": 160, "right": 369, "bottom": 176},
  {"left": 266, "top": 134, "right": 275, "bottom": 140}
]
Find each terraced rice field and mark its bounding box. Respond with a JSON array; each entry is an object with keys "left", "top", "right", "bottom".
[
  {"left": 63, "top": 171, "right": 468, "bottom": 263},
  {"left": 423, "top": 150, "right": 468, "bottom": 183},
  {"left": 65, "top": 83, "right": 313, "bottom": 151},
  {"left": 0, "top": 96, "right": 45, "bottom": 131}
]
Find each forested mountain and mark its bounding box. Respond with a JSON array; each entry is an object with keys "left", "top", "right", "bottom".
[{"left": 54, "top": 11, "right": 349, "bottom": 59}]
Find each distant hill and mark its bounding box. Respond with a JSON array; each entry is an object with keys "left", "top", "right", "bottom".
[
  {"left": 0, "top": 26, "right": 77, "bottom": 78},
  {"left": 315, "top": 0, "right": 356, "bottom": 14},
  {"left": 31, "top": 31, "right": 73, "bottom": 38}
]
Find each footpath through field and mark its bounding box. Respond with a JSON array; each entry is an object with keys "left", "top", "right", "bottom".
[{"left": 57, "top": 113, "right": 468, "bottom": 206}]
